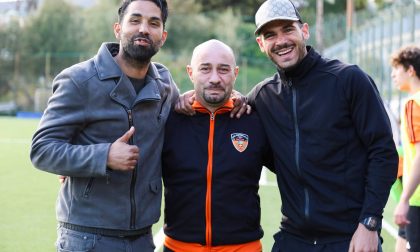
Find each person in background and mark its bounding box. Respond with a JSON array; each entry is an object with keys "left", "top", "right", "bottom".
[
  {"left": 247, "top": 0, "right": 398, "bottom": 251},
  {"left": 30, "top": 1, "right": 178, "bottom": 251},
  {"left": 162, "top": 39, "right": 273, "bottom": 252},
  {"left": 391, "top": 45, "right": 420, "bottom": 252},
  {"left": 390, "top": 146, "right": 407, "bottom": 252}
]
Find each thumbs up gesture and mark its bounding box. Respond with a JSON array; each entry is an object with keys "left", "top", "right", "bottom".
[{"left": 107, "top": 127, "right": 140, "bottom": 171}]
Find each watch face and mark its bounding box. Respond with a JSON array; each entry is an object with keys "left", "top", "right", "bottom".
[
  {"left": 367, "top": 218, "right": 377, "bottom": 228},
  {"left": 363, "top": 217, "right": 379, "bottom": 231}
]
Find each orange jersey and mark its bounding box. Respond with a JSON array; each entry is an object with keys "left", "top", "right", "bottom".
[
  {"left": 405, "top": 99, "right": 420, "bottom": 144},
  {"left": 401, "top": 94, "right": 420, "bottom": 206}
]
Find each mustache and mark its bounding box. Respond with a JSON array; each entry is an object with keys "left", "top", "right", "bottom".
[
  {"left": 132, "top": 34, "right": 151, "bottom": 43},
  {"left": 271, "top": 43, "right": 294, "bottom": 52},
  {"left": 205, "top": 84, "right": 224, "bottom": 89}
]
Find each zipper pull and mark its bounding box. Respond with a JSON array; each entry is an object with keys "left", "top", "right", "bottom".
[
  {"left": 126, "top": 109, "right": 134, "bottom": 145},
  {"left": 210, "top": 113, "right": 215, "bottom": 121},
  {"left": 127, "top": 109, "right": 133, "bottom": 127}
]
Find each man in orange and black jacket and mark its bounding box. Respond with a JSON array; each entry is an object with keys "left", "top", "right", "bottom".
[{"left": 162, "top": 39, "right": 273, "bottom": 252}]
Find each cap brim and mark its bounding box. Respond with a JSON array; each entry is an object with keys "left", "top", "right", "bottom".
[{"left": 255, "top": 17, "right": 300, "bottom": 35}]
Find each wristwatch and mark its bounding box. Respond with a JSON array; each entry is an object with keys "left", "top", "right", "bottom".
[{"left": 360, "top": 217, "right": 381, "bottom": 231}]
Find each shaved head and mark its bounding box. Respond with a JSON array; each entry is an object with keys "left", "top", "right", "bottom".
[
  {"left": 190, "top": 39, "right": 237, "bottom": 67},
  {"left": 187, "top": 39, "right": 239, "bottom": 112}
]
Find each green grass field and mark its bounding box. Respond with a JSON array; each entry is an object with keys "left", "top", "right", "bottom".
[{"left": 0, "top": 117, "right": 398, "bottom": 251}]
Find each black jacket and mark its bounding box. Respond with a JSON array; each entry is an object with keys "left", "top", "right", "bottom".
[
  {"left": 248, "top": 47, "right": 398, "bottom": 242},
  {"left": 162, "top": 101, "right": 273, "bottom": 246}
]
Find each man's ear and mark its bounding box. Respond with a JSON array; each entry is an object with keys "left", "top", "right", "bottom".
[
  {"left": 408, "top": 65, "right": 415, "bottom": 77},
  {"left": 256, "top": 36, "right": 265, "bottom": 53},
  {"left": 160, "top": 30, "right": 168, "bottom": 47},
  {"left": 113, "top": 22, "right": 121, "bottom": 40},
  {"left": 186, "top": 65, "right": 194, "bottom": 83},
  {"left": 234, "top": 66, "right": 239, "bottom": 78},
  {"left": 301, "top": 23, "right": 310, "bottom": 41}
]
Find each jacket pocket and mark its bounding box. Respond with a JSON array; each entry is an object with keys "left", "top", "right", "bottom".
[
  {"left": 56, "top": 226, "right": 96, "bottom": 252},
  {"left": 149, "top": 178, "right": 162, "bottom": 194}
]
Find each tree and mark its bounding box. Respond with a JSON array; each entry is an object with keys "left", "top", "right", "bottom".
[
  {"left": 22, "top": 0, "right": 85, "bottom": 81},
  {"left": 193, "top": 0, "right": 265, "bottom": 17},
  {"left": 164, "top": 0, "right": 212, "bottom": 53},
  {"left": 81, "top": 1, "right": 119, "bottom": 54},
  {"left": 0, "top": 19, "right": 23, "bottom": 100}
]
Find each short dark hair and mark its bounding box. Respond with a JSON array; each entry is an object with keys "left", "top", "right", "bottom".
[
  {"left": 118, "top": 0, "right": 168, "bottom": 28},
  {"left": 390, "top": 45, "right": 420, "bottom": 78}
]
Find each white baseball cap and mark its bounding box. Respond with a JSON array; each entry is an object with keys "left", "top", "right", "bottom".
[{"left": 255, "top": 0, "right": 302, "bottom": 35}]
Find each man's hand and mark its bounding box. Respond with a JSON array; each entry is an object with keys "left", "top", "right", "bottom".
[
  {"left": 59, "top": 175, "right": 66, "bottom": 184},
  {"left": 175, "top": 90, "right": 195, "bottom": 116},
  {"left": 107, "top": 127, "right": 139, "bottom": 171},
  {"left": 230, "top": 90, "right": 251, "bottom": 118},
  {"left": 394, "top": 200, "right": 410, "bottom": 227},
  {"left": 174, "top": 89, "right": 251, "bottom": 118},
  {"left": 348, "top": 223, "right": 379, "bottom": 252}
]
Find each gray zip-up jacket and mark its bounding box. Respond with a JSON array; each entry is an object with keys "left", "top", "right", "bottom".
[{"left": 30, "top": 43, "right": 179, "bottom": 232}]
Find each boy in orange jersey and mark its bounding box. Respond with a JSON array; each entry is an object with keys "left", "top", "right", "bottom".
[{"left": 391, "top": 45, "right": 420, "bottom": 252}]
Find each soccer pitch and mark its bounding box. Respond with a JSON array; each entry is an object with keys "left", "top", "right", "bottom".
[{"left": 0, "top": 117, "right": 397, "bottom": 252}]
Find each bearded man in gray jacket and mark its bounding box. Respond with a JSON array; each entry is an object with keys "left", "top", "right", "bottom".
[{"left": 30, "top": 1, "right": 178, "bottom": 251}]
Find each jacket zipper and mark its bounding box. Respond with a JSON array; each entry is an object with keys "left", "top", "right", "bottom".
[
  {"left": 205, "top": 112, "right": 215, "bottom": 247},
  {"left": 83, "top": 178, "right": 94, "bottom": 197},
  {"left": 290, "top": 80, "right": 310, "bottom": 220},
  {"left": 127, "top": 109, "right": 137, "bottom": 229}
]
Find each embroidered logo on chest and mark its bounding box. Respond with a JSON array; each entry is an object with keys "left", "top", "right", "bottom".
[{"left": 231, "top": 133, "right": 249, "bottom": 153}]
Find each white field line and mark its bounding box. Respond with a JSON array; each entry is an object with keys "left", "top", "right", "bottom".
[
  {"left": 153, "top": 228, "right": 165, "bottom": 252},
  {"left": 382, "top": 219, "right": 398, "bottom": 240}
]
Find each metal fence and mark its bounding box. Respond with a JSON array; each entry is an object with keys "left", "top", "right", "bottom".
[{"left": 325, "top": 0, "right": 419, "bottom": 118}]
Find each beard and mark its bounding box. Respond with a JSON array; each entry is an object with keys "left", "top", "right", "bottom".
[
  {"left": 202, "top": 88, "right": 229, "bottom": 105},
  {"left": 121, "top": 34, "right": 161, "bottom": 67},
  {"left": 203, "top": 93, "right": 226, "bottom": 105},
  {"left": 269, "top": 38, "right": 307, "bottom": 72}
]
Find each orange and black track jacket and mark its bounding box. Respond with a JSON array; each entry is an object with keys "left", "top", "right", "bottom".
[{"left": 162, "top": 99, "right": 273, "bottom": 247}]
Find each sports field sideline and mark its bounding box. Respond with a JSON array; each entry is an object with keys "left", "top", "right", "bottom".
[{"left": 0, "top": 117, "right": 398, "bottom": 252}]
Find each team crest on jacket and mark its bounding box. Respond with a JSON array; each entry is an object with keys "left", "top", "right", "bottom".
[{"left": 231, "top": 133, "right": 249, "bottom": 152}]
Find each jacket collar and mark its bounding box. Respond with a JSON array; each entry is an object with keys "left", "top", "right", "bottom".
[
  {"left": 278, "top": 46, "right": 321, "bottom": 83},
  {"left": 94, "top": 43, "right": 163, "bottom": 108},
  {"left": 192, "top": 99, "right": 234, "bottom": 115},
  {"left": 94, "top": 43, "right": 122, "bottom": 80}
]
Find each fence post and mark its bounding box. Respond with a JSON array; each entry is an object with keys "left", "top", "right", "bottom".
[
  {"left": 411, "top": 0, "right": 416, "bottom": 42},
  {"left": 346, "top": 0, "right": 355, "bottom": 63}
]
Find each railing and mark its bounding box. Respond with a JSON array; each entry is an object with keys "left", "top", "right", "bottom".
[
  {"left": 325, "top": 0, "right": 419, "bottom": 108},
  {"left": 324, "top": 1, "right": 419, "bottom": 144}
]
